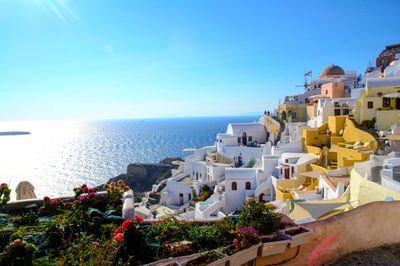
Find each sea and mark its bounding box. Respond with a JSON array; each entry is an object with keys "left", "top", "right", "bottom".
[{"left": 0, "top": 116, "right": 259, "bottom": 198}]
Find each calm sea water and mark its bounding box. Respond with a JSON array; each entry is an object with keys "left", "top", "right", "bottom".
[{"left": 0, "top": 116, "right": 259, "bottom": 198}]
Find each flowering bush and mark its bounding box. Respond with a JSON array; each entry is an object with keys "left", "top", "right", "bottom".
[
  {"left": 71, "top": 184, "right": 99, "bottom": 217},
  {"left": 238, "top": 199, "right": 281, "bottom": 235},
  {"left": 0, "top": 183, "right": 11, "bottom": 209},
  {"left": 0, "top": 239, "right": 37, "bottom": 265},
  {"left": 113, "top": 218, "right": 152, "bottom": 264},
  {"left": 232, "top": 227, "right": 259, "bottom": 251},
  {"left": 12, "top": 211, "right": 39, "bottom": 227},
  {"left": 39, "top": 196, "right": 63, "bottom": 215},
  {"left": 104, "top": 180, "right": 130, "bottom": 208}
]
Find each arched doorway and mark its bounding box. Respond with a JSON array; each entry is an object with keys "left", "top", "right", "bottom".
[
  {"left": 258, "top": 193, "right": 265, "bottom": 203},
  {"left": 281, "top": 111, "right": 287, "bottom": 121}
]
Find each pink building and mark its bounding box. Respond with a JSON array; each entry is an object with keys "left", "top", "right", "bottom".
[{"left": 321, "top": 82, "right": 345, "bottom": 99}]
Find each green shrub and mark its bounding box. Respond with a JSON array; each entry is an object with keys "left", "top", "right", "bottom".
[{"left": 238, "top": 199, "right": 281, "bottom": 235}]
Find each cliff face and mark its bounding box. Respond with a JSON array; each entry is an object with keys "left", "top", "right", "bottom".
[{"left": 102, "top": 157, "right": 182, "bottom": 193}]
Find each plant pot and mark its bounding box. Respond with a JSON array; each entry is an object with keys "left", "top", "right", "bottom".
[
  {"left": 279, "top": 226, "right": 314, "bottom": 248},
  {"left": 258, "top": 234, "right": 291, "bottom": 257},
  {"left": 186, "top": 250, "right": 229, "bottom": 266},
  {"left": 226, "top": 243, "right": 261, "bottom": 266}
]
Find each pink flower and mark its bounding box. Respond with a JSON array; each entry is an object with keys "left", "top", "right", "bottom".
[
  {"left": 113, "top": 233, "right": 124, "bottom": 242},
  {"left": 50, "top": 199, "right": 59, "bottom": 206},
  {"left": 38, "top": 207, "right": 44, "bottom": 213},
  {"left": 79, "top": 195, "right": 89, "bottom": 201},
  {"left": 64, "top": 202, "right": 71, "bottom": 208},
  {"left": 91, "top": 241, "right": 100, "bottom": 248},
  {"left": 88, "top": 188, "right": 95, "bottom": 193},
  {"left": 73, "top": 200, "right": 80, "bottom": 205},
  {"left": 81, "top": 184, "right": 87, "bottom": 188},
  {"left": 233, "top": 239, "right": 239, "bottom": 249},
  {"left": 88, "top": 192, "right": 97, "bottom": 199},
  {"left": 43, "top": 196, "right": 51, "bottom": 203},
  {"left": 12, "top": 217, "right": 17, "bottom": 223}
]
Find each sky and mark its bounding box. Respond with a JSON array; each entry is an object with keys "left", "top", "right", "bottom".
[{"left": 0, "top": 0, "right": 399, "bottom": 121}]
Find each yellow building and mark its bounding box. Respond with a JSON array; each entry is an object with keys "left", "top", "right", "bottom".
[
  {"left": 302, "top": 116, "right": 378, "bottom": 169},
  {"left": 278, "top": 103, "right": 307, "bottom": 123},
  {"left": 354, "top": 77, "right": 400, "bottom": 130}
]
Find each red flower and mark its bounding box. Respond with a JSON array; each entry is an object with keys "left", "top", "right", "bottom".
[
  {"left": 11, "top": 217, "right": 17, "bottom": 223},
  {"left": 122, "top": 219, "right": 132, "bottom": 230},
  {"left": 114, "top": 226, "right": 121, "bottom": 236},
  {"left": 88, "top": 192, "right": 97, "bottom": 199},
  {"left": 43, "top": 196, "right": 51, "bottom": 203},
  {"left": 113, "top": 233, "right": 124, "bottom": 242},
  {"left": 134, "top": 215, "right": 144, "bottom": 223}
]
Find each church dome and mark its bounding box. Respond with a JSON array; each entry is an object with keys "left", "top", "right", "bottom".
[{"left": 320, "top": 64, "right": 345, "bottom": 78}]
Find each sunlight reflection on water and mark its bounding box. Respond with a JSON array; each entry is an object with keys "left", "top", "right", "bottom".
[{"left": 0, "top": 117, "right": 258, "bottom": 198}]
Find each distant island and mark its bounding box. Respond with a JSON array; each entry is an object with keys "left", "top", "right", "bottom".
[{"left": 0, "top": 131, "right": 31, "bottom": 136}]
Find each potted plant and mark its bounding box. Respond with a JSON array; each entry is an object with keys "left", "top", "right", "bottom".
[
  {"left": 258, "top": 233, "right": 291, "bottom": 257},
  {"left": 279, "top": 226, "right": 314, "bottom": 248},
  {"left": 186, "top": 250, "right": 229, "bottom": 266},
  {"left": 223, "top": 227, "right": 261, "bottom": 266}
]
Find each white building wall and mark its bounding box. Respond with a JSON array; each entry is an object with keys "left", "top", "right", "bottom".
[
  {"left": 224, "top": 168, "right": 257, "bottom": 212},
  {"left": 160, "top": 180, "right": 193, "bottom": 206},
  {"left": 191, "top": 161, "right": 207, "bottom": 182}
]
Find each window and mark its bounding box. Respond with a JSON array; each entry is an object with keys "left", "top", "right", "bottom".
[
  {"left": 245, "top": 182, "right": 251, "bottom": 190},
  {"left": 231, "top": 182, "right": 237, "bottom": 191},
  {"left": 325, "top": 90, "right": 328, "bottom": 95},
  {"left": 291, "top": 166, "right": 295, "bottom": 177},
  {"left": 343, "top": 109, "right": 349, "bottom": 115},
  {"left": 367, "top": 101, "right": 373, "bottom": 109},
  {"left": 334, "top": 109, "right": 341, "bottom": 116},
  {"left": 193, "top": 171, "right": 195, "bottom": 176},
  {"left": 188, "top": 193, "right": 191, "bottom": 201},
  {"left": 291, "top": 112, "right": 297, "bottom": 120},
  {"left": 248, "top": 136, "right": 253, "bottom": 142},
  {"left": 383, "top": 97, "right": 390, "bottom": 108},
  {"left": 237, "top": 137, "right": 241, "bottom": 144}
]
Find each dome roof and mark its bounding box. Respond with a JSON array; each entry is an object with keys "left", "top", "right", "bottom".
[{"left": 320, "top": 64, "right": 345, "bottom": 78}]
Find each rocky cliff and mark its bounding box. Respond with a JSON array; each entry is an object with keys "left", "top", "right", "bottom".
[{"left": 101, "top": 157, "right": 182, "bottom": 193}]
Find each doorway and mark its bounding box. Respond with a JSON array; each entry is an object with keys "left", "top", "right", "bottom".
[
  {"left": 259, "top": 193, "right": 265, "bottom": 203},
  {"left": 242, "top": 132, "right": 247, "bottom": 146},
  {"left": 179, "top": 193, "right": 183, "bottom": 205}
]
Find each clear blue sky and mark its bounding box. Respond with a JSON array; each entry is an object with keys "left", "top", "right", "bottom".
[{"left": 0, "top": 0, "right": 399, "bottom": 121}]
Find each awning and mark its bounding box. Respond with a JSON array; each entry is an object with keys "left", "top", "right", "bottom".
[
  {"left": 298, "top": 170, "right": 323, "bottom": 179},
  {"left": 296, "top": 201, "right": 348, "bottom": 219},
  {"left": 383, "top": 134, "right": 400, "bottom": 141},
  {"left": 384, "top": 92, "right": 400, "bottom": 98}
]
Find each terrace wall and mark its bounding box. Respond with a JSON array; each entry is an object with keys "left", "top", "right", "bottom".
[{"left": 256, "top": 201, "right": 400, "bottom": 266}]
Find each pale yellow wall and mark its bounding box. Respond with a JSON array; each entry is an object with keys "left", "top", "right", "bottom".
[
  {"left": 375, "top": 110, "right": 400, "bottom": 130},
  {"left": 307, "top": 104, "right": 317, "bottom": 120},
  {"left": 360, "top": 96, "right": 382, "bottom": 122},
  {"left": 350, "top": 168, "right": 400, "bottom": 207}
]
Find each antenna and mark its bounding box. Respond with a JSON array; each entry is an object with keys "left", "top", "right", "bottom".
[{"left": 295, "top": 70, "right": 312, "bottom": 90}]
